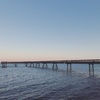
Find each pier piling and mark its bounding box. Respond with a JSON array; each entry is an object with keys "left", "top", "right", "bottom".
[
  {"left": 67, "top": 63, "right": 72, "bottom": 72},
  {"left": 52, "top": 63, "right": 58, "bottom": 70},
  {"left": 89, "top": 63, "right": 94, "bottom": 75}
]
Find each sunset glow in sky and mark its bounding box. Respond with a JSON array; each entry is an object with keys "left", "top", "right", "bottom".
[{"left": 0, "top": 0, "right": 100, "bottom": 61}]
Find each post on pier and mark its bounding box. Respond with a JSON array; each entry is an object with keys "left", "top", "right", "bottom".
[
  {"left": 67, "top": 64, "right": 68, "bottom": 71},
  {"left": 52, "top": 63, "right": 54, "bottom": 70},
  {"left": 30, "top": 63, "right": 32, "bottom": 67},
  {"left": 89, "top": 63, "right": 94, "bottom": 75},
  {"left": 92, "top": 64, "right": 94, "bottom": 73},
  {"left": 33, "top": 63, "right": 34, "bottom": 67},
  {"left": 15, "top": 64, "right": 17, "bottom": 67},
  {"left": 35, "top": 63, "right": 37, "bottom": 68},
  {"left": 46, "top": 63, "right": 48, "bottom": 69},
  {"left": 89, "top": 64, "right": 91, "bottom": 73},
  {"left": 37, "top": 63, "right": 40, "bottom": 68},
  {"left": 52, "top": 63, "right": 58, "bottom": 70},
  {"left": 27, "top": 63, "right": 30, "bottom": 67},
  {"left": 25, "top": 63, "right": 28, "bottom": 67},
  {"left": 66, "top": 63, "right": 72, "bottom": 72},
  {"left": 42, "top": 63, "right": 48, "bottom": 69},
  {"left": 42, "top": 63, "right": 44, "bottom": 68},
  {"left": 70, "top": 63, "right": 72, "bottom": 72},
  {"left": 1, "top": 63, "right": 7, "bottom": 68}
]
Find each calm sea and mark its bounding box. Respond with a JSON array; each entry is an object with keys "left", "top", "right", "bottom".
[{"left": 0, "top": 64, "right": 100, "bottom": 100}]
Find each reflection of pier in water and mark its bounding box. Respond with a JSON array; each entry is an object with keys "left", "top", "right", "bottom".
[{"left": 1, "top": 59, "right": 100, "bottom": 74}]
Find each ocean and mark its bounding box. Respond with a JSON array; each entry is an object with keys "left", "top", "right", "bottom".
[{"left": 0, "top": 64, "right": 100, "bottom": 100}]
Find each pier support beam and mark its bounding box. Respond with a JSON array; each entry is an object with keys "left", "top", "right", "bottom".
[
  {"left": 42, "top": 63, "right": 44, "bottom": 68},
  {"left": 89, "top": 63, "right": 94, "bottom": 75},
  {"left": 26, "top": 63, "right": 32, "bottom": 67},
  {"left": 34, "top": 63, "right": 40, "bottom": 68},
  {"left": 52, "top": 63, "right": 58, "bottom": 70},
  {"left": 15, "top": 64, "right": 17, "bottom": 67},
  {"left": 35, "top": 63, "right": 37, "bottom": 68},
  {"left": 1, "top": 63, "right": 7, "bottom": 68},
  {"left": 42, "top": 63, "right": 48, "bottom": 69},
  {"left": 33, "top": 63, "right": 34, "bottom": 67},
  {"left": 25, "top": 63, "right": 28, "bottom": 67},
  {"left": 30, "top": 63, "right": 32, "bottom": 67},
  {"left": 46, "top": 63, "right": 48, "bottom": 69},
  {"left": 37, "top": 63, "right": 40, "bottom": 68},
  {"left": 67, "top": 63, "right": 72, "bottom": 72}
]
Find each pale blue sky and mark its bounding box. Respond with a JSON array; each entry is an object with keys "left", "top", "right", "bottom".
[{"left": 0, "top": 0, "right": 100, "bottom": 61}]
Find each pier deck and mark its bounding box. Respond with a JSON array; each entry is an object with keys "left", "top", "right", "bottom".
[
  {"left": 1, "top": 59, "right": 100, "bottom": 74},
  {"left": 1, "top": 59, "right": 100, "bottom": 64}
]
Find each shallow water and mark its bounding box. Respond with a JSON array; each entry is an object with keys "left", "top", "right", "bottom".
[{"left": 0, "top": 64, "right": 100, "bottom": 100}]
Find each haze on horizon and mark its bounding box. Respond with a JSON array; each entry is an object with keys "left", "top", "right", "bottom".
[{"left": 0, "top": 0, "right": 100, "bottom": 61}]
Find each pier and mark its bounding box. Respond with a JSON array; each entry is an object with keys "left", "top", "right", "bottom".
[{"left": 1, "top": 59, "right": 100, "bottom": 74}]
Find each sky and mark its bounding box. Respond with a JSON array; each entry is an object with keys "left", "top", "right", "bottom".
[{"left": 0, "top": 0, "right": 100, "bottom": 61}]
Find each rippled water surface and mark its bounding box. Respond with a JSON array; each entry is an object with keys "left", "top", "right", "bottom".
[{"left": 0, "top": 64, "right": 100, "bottom": 100}]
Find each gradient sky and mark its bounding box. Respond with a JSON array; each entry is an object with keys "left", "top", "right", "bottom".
[{"left": 0, "top": 0, "right": 100, "bottom": 61}]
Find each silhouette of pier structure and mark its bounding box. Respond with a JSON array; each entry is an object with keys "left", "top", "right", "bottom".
[{"left": 1, "top": 59, "right": 100, "bottom": 74}]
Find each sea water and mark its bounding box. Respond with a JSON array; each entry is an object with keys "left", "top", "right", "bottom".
[{"left": 0, "top": 64, "right": 100, "bottom": 100}]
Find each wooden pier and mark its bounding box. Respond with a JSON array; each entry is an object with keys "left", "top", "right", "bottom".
[{"left": 1, "top": 59, "right": 100, "bottom": 74}]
